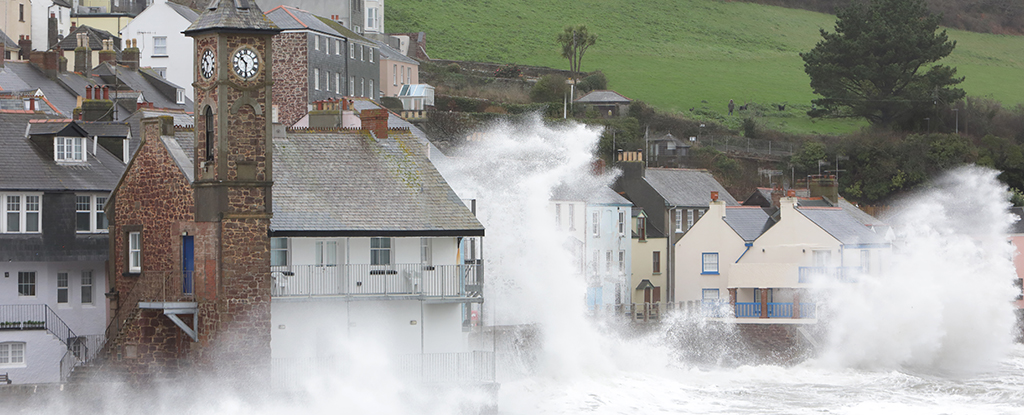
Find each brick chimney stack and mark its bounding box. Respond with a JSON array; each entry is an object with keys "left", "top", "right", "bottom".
[
  {"left": 18, "top": 35, "right": 30, "bottom": 60},
  {"left": 0, "top": 39, "right": 5, "bottom": 68},
  {"left": 48, "top": 13, "right": 58, "bottom": 50},
  {"left": 122, "top": 39, "right": 140, "bottom": 71},
  {"left": 360, "top": 108, "right": 390, "bottom": 139},
  {"left": 74, "top": 33, "right": 91, "bottom": 74},
  {"left": 98, "top": 39, "right": 116, "bottom": 66}
]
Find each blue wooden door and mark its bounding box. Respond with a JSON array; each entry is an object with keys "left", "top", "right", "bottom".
[{"left": 182, "top": 236, "right": 194, "bottom": 295}]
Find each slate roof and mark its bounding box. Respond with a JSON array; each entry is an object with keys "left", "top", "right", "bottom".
[
  {"left": 723, "top": 206, "right": 773, "bottom": 242},
  {"left": 185, "top": 0, "right": 279, "bottom": 35},
  {"left": 167, "top": 1, "right": 201, "bottom": 22},
  {"left": 0, "top": 114, "right": 126, "bottom": 191},
  {"left": 743, "top": 188, "right": 774, "bottom": 208},
  {"left": 373, "top": 39, "right": 417, "bottom": 65},
  {"left": 0, "top": 28, "right": 18, "bottom": 50},
  {"left": 551, "top": 184, "right": 632, "bottom": 206},
  {"left": 91, "top": 62, "right": 193, "bottom": 115},
  {"left": 265, "top": 5, "right": 341, "bottom": 35},
  {"left": 271, "top": 129, "right": 483, "bottom": 235},
  {"left": 797, "top": 207, "right": 888, "bottom": 246},
  {"left": 56, "top": 25, "right": 122, "bottom": 52},
  {"left": 79, "top": 121, "right": 132, "bottom": 137},
  {"left": 575, "top": 90, "right": 631, "bottom": 104},
  {"left": 643, "top": 168, "right": 738, "bottom": 207},
  {"left": 1, "top": 62, "right": 81, "bottom": 117},
  {"left": 836, "top": 198, "right": 885, "bottom": 227},
  {"left": 315, "top": 15, "right": 377, "bottom": 46},
  {"left": 124, "top": 109, "right": 193, "bottom": 158}
]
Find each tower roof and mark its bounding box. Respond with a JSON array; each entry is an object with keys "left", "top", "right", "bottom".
[{"left": 183, "top": 0, "right": 280, "bottom": 36}]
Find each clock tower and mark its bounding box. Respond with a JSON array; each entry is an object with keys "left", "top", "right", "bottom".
[{"left": 184, "top": 0, "right": 280, "bottom": 372}]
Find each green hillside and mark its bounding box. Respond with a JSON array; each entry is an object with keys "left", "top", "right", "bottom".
[{"left": 386, "top": 0, "right": 1024, "bottom": 135}]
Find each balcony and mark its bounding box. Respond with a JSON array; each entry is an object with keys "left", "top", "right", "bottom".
[
  {"left": 735, "top": 302, "right": 816, "bottom": 319},
  {"left": 798, "top": 266, "right": 862, "bottom": 283},
  {"left": 271, "top": 263, "right": 483, "bottom": 301}
]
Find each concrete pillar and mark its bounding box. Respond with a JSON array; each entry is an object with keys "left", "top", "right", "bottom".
[{"left": 728, "top": 287, "right": 737, "bottom": 316}]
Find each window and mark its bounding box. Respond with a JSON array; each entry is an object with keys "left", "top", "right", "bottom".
[
  {"left": 326, "top": 71, "right": 332, "bottom": 92},
  {"left": 315, "top": 241, "right": 337, "bottom": 266},
  {"left": 336, "top": 39, "right": 341, "bottom": 55},
  {"left": 57, "top": 272, "right": 69, "bottom": 303},
  {"left": 19, "top": 4, "right": 24, "bottom": 22},
  {"left": 0, "top": 342, "right": 25, "bottom": 366},
  {"left": 369, "top": 48, "right": 374, "bottom": 63},
  {"left": 366, "top": 7, "right": 378, "bottom": 30},
  {"left": 813, "top": 250, "right": 831, "bottom": 267},
  {"left": 335, "top": 73, "right": 341, "bottom": 94},
  {"left": 592, "top": 212, "right": 600, "bottom": 236},
  {"left": 369, "top": 79, "right": 374, "bottom": 99},
  {"left": 81, "top": 271, "right": 93, "bottom": 304},
  {"left": 154, "top": 67, "right": 167, "bottom": 78},
  {"left": 176, "top": 89, "right": 185, "bottom": 104},
  {"left": 350, "top": 43, "right": 355, "bottom": 58},
  {"left": 698, "top": 209, "right": 705, "bottom": 219},
  {"left": 401, "top": 65, "right": 405, "bottom": 84},
  {"left": 76, "top": 195, "right": 107, "bottom": 233},
  {"left": 702, "top": 288, "right": 720, "bottom": 301},
  {"left": 861, "top": 249, "right": 870, "bottom": 273},
  {"left": 754, "top": 288, "right": 774, "bottom": 302},
  {"left": 96, "top": 197, "right": 107, "bottom": 231},
  {"left": 408, "top": 67, "right": 412, "bottom": 84},
  {"left": 702, "top": 252, "right": 719, "bottom": 274},
  {"left": 18, "top": 271, "right": 35, "bottom": 296},
  {"left": 5, "top": 194, "right": 40, "bottom": 233},
  {"left": 314, "top": 35, "right": 320, "bottom": 51},
  {"left": 420, "top": 238, "right": 432, "bottom": 266},
  {"left": 314, "top": 68, "right": 320, "bottom": 90},
  {"left": 271, "top": 237, "right": 288, "bottom": 267},
  {"left": 652, "top": 252, "right": 661, "bottom": 273},
  {"left": 55, "top": 137, "right": 85, "bottom": 161},
  {"left": 675, "top": 209, "right": 683, "bottom": 233},
  {"left": 592, "top": 250, "right": 599, "bottom": 273},
  {"left": 637, "top": 216, "right": 646, "bottom": 240},
  {"left": 153, "top": 36, "right": 167, "bottom": 56},
  {"left": 555, "top": 204, "right": 561, "bottom": 228},
  {"left": 129, "top": 232, "right": 141, "bottom": 272},
  {"left": 393, "top": 64, "right": 398, "bottom": 86},
  {"left": 350, "top": 76, "right": 355, "bottom": 96},
  {"left": 76, "top": 196, "right": 91, "bottom": 231},
  {"left": 687, "top": 209, "right": 694, "bottom": 229},
  {"left": 618, "top": 250, "right": 625, "bottom": 273},
  {"left": 360, "top": 78, "right": 365, "bottom": 97},
  {"left": 568, "top": 204, "right": 575, "bottom": 230},
  {"left": 370, "top": 237, "right": 391, "bottom": 265},
  {"left": 606, "top": 250, "right": 612, "bottom": 272},
  {"left": 618, "top": 211, "right": 625, "bottom": 236}
]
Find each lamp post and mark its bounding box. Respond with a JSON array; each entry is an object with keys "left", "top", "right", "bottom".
[{"left": 952, "top": 108, "right": 959, "bottom": 134}]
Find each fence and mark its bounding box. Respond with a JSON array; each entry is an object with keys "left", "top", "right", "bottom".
[
  {"left": 0, "top": 304, "right": 77, "bottom": 347},
  {"left": 592, "top": 300, "right": 817, "bottom": 321},
  {"left": 271, "top": 264, "right": 482, "bottom": 299},
  {"left": 701, "top": 135, "right": 796, "bottom": 159}
]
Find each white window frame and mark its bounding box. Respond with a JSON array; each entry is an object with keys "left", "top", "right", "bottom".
[
  {"left": 813, "top": 250, "right": 831, "bottom": 267},
  {"left": 57, "top": 272, "right": 69, "bottom": 304},
  {"left": 81, "top": 270, "right": 93, "bottom": 304},
  {"left": 568, "top": 204, "right": 575, "bottom": 230},
  {"left": 420, "top": 238, "right": 432, "bottom": 266},
  {"left": 176, "top": 89, "right": 185, "bottom": 104},
  {"left": 129, "top": 231, "right": 142, "bottom": 273},
  {"left": 605, "top": 250, "right": 612, "bottom": 273},
  {"left": 555, "top": 203, "right": 561, "bottom": 228},
  {"left": 592, "top": 250, "right": 599, "bottom": 273},
  {"left": 360, "top": 78, "right": 365, "bottom": 97},
  {"left": 18, "top": 271, "right": 35, "bottom": 296},
  {"left": 702, "top": 252, "right": 719, "bottom": 274},
  {"left": 314, "top": 68, "right": 320, "bottom": 90},
  {"left": 4, "top": 193, "right": 41, "bottom": 234},
  {"left": 618, "top": 211, "right": 625, "bottom": 236},
  {"left": 702, "top": 288, "right": 720, "bottom": 301},
  {"left": 55, "top": 136, "right": 86, "bottom": 162},
  {"left": 861, "top": 249, "right": 870, "bottom": 273},
  {"left": 618, "top": 250, "right": 625, "bottom": 274},
  {"left": 675, "top": 209, "right": 683, "bottom": 233},
  {"left": 401, "top": 65, "right": 405, "bottom": 84},
  {"left": 687, "top": 209, "right": 694, "bottom": 229},
  {"left": 335, "top": 73, "right": 341, "bottom": 94},
  {"left": 369, "top": 79, "right": 374, "bottom": 99},
  {"left": 350, "top": 43, "right": 355, "bottom": 59},
  {"left": 76, "top": 194, "right": 108, "bottom": 233},
  {"left": 315, "top": 240, "right": 337, "bottom": 266},
  {"left": 271, "top": 237, "right": 289, "bottom": 267},
  {"left": 314, "top": 35, "right": 320, "bottom": 51},
  {"left": 153, "top": 36, "right": 167, "bottom": 56},
  {"left": 408, "top": 67, "right": 412, "bottom": 84},
  {"left": 370, "top": 237, "right": 392, "bottom": 266},
  {"left": 393, "top": 64, "right": 398, "bottom": 86},
  {"left": 592, "top": 211, "right": 600, "bottom": 237},
  {"left": 0, "top": 342, "right": 26, "bottom": 367},
  {"left": 350, "top": 76, "right": 355, "bottom": 96}
]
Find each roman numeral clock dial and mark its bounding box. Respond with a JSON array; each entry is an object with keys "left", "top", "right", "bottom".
[
  {"left": 201, "top": 49, "right": 215, "bottom": 79},
  {"left": 232, "top": 47, "right": 259, "bottom": 80}
]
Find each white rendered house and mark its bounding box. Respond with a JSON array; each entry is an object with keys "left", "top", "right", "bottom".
[{"left": 119, "top": 0, "right": 197, "bottom": 99}]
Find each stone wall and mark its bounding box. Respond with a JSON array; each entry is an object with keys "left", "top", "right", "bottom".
[
  {"left": 735, "top": 324, "right": 814, "bottom": 364},
  {"left": 271, "top": 32, "right": 308, "bottom": 127}
]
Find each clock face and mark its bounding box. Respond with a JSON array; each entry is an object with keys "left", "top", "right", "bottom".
[
  {"left": 201, "top": 49, "right": 215, "bottom": 79},
  {"left": 232, "top": 47, "right": 259, "bottom": 80}
]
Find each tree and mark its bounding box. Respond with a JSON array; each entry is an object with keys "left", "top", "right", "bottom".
[
  {"left": 800, "top": 0, "right": 965, "bottom": 129},
  {"left": 557, "top": 25, "right": 597, "bottom": 82},
  {"left": 529, "top": 74, "right": 569, "bottom": 104}
]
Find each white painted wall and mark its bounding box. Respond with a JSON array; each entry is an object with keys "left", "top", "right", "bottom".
[
  {"left": 120, "top": 0, "right": 194, "bottom": 99},
  {"left": 31, "top": 2, "right": 71, "bottom": 53},
  {"left": 674, "top": 201, "right": 748, "bottom": 303},
  {"left": 586, "top": 203, "right": 631, "bottom": 307},
  {"left": 0, "top": 260, "right": 107, "bottom": 336},
  {"left": 0, "top": 330, "right": 65, "bottom": 384},
  {"left": 284, "top": 236, "right": 462, "bottom": 266}
]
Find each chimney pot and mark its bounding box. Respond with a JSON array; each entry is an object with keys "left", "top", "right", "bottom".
[
  {"left": 86, "top": 85, "right": 92, "bottom": 100},
  {"left": 711, "top": 191, "right": 719, "bottom": 201},
  {"left": 787, "top": 189, "right": 796, "bottom": 197},
  {"left": 102, "top": 85, "right": 109, "bottom": 100}
]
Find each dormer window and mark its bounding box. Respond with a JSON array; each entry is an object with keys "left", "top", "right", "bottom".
[
  {"left": 176, "top": 89, "right": 185, "bottom": 104},
  {"left": 55, "top": 137, "right": 86, "bottom": 162}
]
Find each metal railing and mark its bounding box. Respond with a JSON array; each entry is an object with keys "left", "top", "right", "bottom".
[
  {"left": 396, "top": 351, "right": 496, "bottom": 384},
  {"left": 271, "top": 264, "right": 482, "bottom": 299},
  {"left": 0, "top": 304, "right": 77, "bottom": 347},
  {"left": 702, "top": 135, "right": 796, "bottom": 159},
  {"left": 798, "top": 266, "right": 861, "bottom": 283},
  {"left": 735, "top": 302, "right": 760, "bottom": 318},
  {"left": 59, "top": 349, "right": 79, "bottom": 382}
]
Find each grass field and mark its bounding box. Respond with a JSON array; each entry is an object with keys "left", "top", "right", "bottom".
[{"left": 385, "top": 0, "right": 1024, "bottom": 135}]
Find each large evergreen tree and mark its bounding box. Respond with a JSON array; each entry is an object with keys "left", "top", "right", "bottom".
[{"left": 800, "top": 0, "right": 965, "bottom": 130}]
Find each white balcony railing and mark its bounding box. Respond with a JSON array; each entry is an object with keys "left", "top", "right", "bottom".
[{"left": 271, "top": 263, "right": 483, "bottom": 299}]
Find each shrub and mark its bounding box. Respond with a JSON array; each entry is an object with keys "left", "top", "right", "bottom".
[
  {"left": 529, "top": 74, "right": 569, "bottom": 104},
  {"left": 494, "top": 64, "right": 522, "bottom": 78},
  {"left": 380, "top": 97, "right": 403, "bottom": 112},
  {"left": 576, "top": 70, "right": 607, "bottom": 93},
  {"left": 446, "top": 63, "right": 462, "bottom": 74}
]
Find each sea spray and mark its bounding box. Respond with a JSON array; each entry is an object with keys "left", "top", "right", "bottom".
[{"left": 814, "top": 166, "right": 1019, "bottom": 373}]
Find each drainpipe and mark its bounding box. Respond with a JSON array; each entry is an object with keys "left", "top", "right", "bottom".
[{"left": 735, "top": 242, "right": 753, "bottom": 263}]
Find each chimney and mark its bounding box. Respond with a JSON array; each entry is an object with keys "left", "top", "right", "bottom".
[
  {"left": 41, "top": 49, "right": 58, "bottom": 79},
  {"left": 780, "top": 189, "right": 798, "bottom": 219},
  {"left": 98, "top": 39, "right": 115, "bottom": 66},
  {"left": 0, "top": 39, "right": 5, "bottom": 68},
  {"left": 808, "top": 175, "right": 839, "bottom": 205},
  {"left": 18, "top": 35, "right": 30, "bottom": 60},
  {"left": 308, "top": 99, "right": 341, "bottom": 128},
  {"left": 360, "top": 108, "right": 390, "bottom": 139},
  {"left": 48, "top": 13, "right": 58, "bottom": 50},
  {"left": 710, "top": 191, "right": 727, "bottom": 219},
  {"left": 56, "top": 47, "right": 66, "bottom": 72},
  {"left": 74, "top": 33, "right": 90, "bottom": 74},
  {"left": 81, "top": 98, "right": 113, "bottom": 121},
  {"left": 123, "top": 38, "right": 139, "bottom": 71},
  {"left": 711, "top": 191, "right": 718, "bottom": 201}
]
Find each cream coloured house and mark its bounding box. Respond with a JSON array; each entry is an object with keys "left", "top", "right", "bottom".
[{"left": 676, "top": 193, "right": 890, "bottom": 322}]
